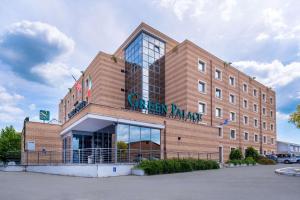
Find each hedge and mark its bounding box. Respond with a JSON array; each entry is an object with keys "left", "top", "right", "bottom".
[
  {"left": 226, "top": 157, "right": 256, "bottom": 165},
  {"left": 256, "top": 156, "right": 276, "bottom": 165},
  {"left": 136, "top": 159, "right": 219, "bottom": 175}
]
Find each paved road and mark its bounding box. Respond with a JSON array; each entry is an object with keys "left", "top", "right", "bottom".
[{"left": 0, "top": 164, "right": 299, "bottom": 200}]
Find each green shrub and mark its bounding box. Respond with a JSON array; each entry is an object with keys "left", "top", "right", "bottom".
[
  {"left": 245, "top": 147, "right": 259, "bottom": 160},
  {"left": 244, "top": 157, "right": 256, "bottom": 165},
  {"left": 229, "top": 149, "right": 243, "bottom": 160},
  {"left": 137, "top": 158, "right": 219, "bottom": 175},
  {"left": 256, "top": 156, "right": 276, "bottom": 165}
]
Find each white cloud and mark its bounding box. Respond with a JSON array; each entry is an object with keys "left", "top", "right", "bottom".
[
  {"left": 255, "top": 32, "right": 270, "bottom": 41},
  {"left": 233, "top": 60, "right": 300, "bottom": 88},
  {"left": 31, "top": 62, "right": 81, "bottom": 88},
  {"left": 0, "top": 86, "right": 24, "bottom": 123},
  {"left": 28, "top": 103, "right": 36, "bottom": 111},
  {"left": 276, "top": 111, "right": 290, "bottom": 121},
  {"left": 262, "top": 8, "right": 286, "bottom": 31},
  {"left": 0, "top": 86, "right": 24, "bottom": 103},
  {"left": 219, "top": 0, "right": 237, "bottom": 21}
]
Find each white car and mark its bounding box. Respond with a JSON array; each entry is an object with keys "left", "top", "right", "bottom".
[{"left": 276, "top": 153, "right": 298, "bottom": 164}]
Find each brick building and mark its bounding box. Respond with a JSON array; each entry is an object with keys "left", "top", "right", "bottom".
[{"left": 22, "top": 22, "right": 276, "bottom": 164}]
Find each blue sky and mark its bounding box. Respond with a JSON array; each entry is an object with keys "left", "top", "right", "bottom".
[{"left": 0, "top": 0, "right": 299, "bottom": 143}]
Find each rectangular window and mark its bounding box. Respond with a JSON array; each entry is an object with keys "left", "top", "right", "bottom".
[
  {"left": 243, "top": 83, "right": 248, "bottom": 92},
  {"left": 215, "top": 107, "right": 222, "bottom": 118},
  {"left": 253, "top": 89, "right": 257, "bottom": 97},
  {"left": 244, "top": 132, "right": 249, "bottom": 141},
  {"left": 215, "top": 69, "right": 222, "bottom": 80},
  {"left": 262, "top": 93, "right": 266, "bottom": 102},
  {"left": 229, "top": 76, "right": 235, "bottom": 86},
  {"left": 270, "top": 110, "right": 273, "bottom": 118},
  {"left": 263, "top": 121, "right": 267, "bottom": 130},
  {"left": 198, "top": 59, "right": 205, "bottom": 72},
  {"left": 263, "top": 136, "right": 267, "bottom": 144},
  {"left": 198, "top": 81, "right": 206, "bottom": 93},
  {"left": 271, "top": 138, "right": 274, "bottom": 145},
  {"left": 253, "top": 103, "right": 258, "bottom": 112},
  {"left": 230, "top": 129, "right": 236, "bottom": 140},
  {"left": 243, "top": 99, "right": 248, "bottom": 109},
  {"left": 230, "top": 112, "right": 236, "bottom": 121},
  {"left": 198, "top": 102, "right": 206, "bottom": 114},
  {"left": 262, "top": 107, "right": 266, "bottom": 115},
  {"left": 244, "top": 116, "right": 249, "bottom": 125},
  {"left": 254, "top": 134, "right": 258, "bottom": 142},
  {"left": 218, "top": 127, "right": 223, "bottom": 137},
  {"left": 254, "top": 119, "right": 258, "bottom": 128},
  {"left": 229, "top": 94, "right": 235, "bottom": 104},
  {"left": 215, "top": 88, "right": 222, "bottom": 99},
  {"left": 270, "top": 97, "right": 273, "bottom": 104},
  {"left": 270, "top": 124, "right": 274, "bottom": 131}
]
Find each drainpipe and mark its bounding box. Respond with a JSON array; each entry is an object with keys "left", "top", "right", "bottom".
[
  {"left": 210, "top": 60, "right": 213, "bottom": 127},
  {"left": 163, "top": 121, "right": 167, "bottom": 159},
  {"left": 259, "top": 88, "right": 263, "bottom": 154},
  {"left": 238, "top": 72, "right": 241, "bottom": 149}
]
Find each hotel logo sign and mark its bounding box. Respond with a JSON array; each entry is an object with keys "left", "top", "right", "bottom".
[{"left": 127, "top": 93, "right": 202, "bottom": 123}]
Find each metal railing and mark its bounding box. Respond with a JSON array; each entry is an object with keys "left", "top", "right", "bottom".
[{"left": 20, "top": 148, "right": 219, "bottom": 165}]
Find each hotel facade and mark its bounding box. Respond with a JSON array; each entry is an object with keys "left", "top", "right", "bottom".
[{"left": 21, "top": 23, "right": 277, "bottom": 164}]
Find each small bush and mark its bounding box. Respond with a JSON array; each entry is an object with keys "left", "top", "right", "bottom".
[
  {"left": 245, "top": 147, "right": 259, "bottom": 160},
  {"left": 256, "top": 156, "right": 276, "bottom": 165},
  {"left": 137, "top": 158, "right": 219, "bottom": 175},
  {"left": 244, "top": 157, "right": 256, "bottom": 165},
  {"left": 229, "top": 149, "right": 243, "bottom": 160}
]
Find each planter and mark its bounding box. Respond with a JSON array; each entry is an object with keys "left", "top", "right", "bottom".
[{"left": 132, "top": 168, "right": 145, "bottom": 176}]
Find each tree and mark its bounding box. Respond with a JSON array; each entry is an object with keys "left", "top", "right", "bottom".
[
  {"left": 229, "top": 148, "right": 243, "bottom": 160},
  {"left": 245, "top": 146, "right": 259, "bottom": 160},
  {"left": 289, "top": 105, "right": 300, "bottom": 128},
  {"left": 0, "top": 126, "right": 21, "bottom": 163}
]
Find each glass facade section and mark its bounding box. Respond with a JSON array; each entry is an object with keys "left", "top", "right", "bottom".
[
  {"left": 125, "top": 31, "right": 165, "bottom": 113},
  {"left": 116, "top": 124, "right": 161, "bottom": 162}
]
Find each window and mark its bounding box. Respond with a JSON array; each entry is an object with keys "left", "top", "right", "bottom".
[
  {"left": 229, "top": 94, "right": 235, "bottom": 104},
  {"left": 230, "top": 147, "right": 236, "bottom": 152},
  {"left": 198, "top": 102, "right": 206, "bottom": 114},
  {"left": 243, "top": 83, "right": 248, "bottom": 92},
  {"left": 270, "top": 124, "right": 274, "bottom": 131},
  {"left": 263, "top": 136, "right": 267, "bottom": 144},
  {"left": 217, "top": 127, "right": 223, "bottom": 137},
  {"left": 215, "top": 107, "right": 222, "bottom": 118},
  {"left": 270, "top": 110, "right": 273, "bottom": 118},
  {"left": 263, "top": 121, "right": 267, "bottom": 130},
  {"left": 26, "top": 141, "right": 35, "bottom": 151},
  {"left": 230, "top": 129, "right": 236, "bottom": 140},
  {"left": 229, "top": 76, "right": 235, "bottom": 86},
  {"left": 270, "top": 97, "right": 273, "bottom": 104},
  {"left": 244, "top": 132, "right": 249, "bottom": 141},
  {"left": 244, "top": 116, "right": 249, "bottom": 125},
  {"left": 215, "top": 88, "right": 222, "bottom": 99},
  {"left": 198, "top": 59, "right": 205, "bottom": 72},
  {"left": 198, "top": 81, "right": 206, "bottom": 93},
  {"left": 253, "top": 103, "right": 258, "bottom": 112},
  {"left": 230, "top": 112, "right": 236, "bottom": 121},
  {"left": 271, "top": 138, "right": 274, "bottom": 145},
  {"left": 215, "top": 69, "right": 222, "bottom": 80},
  {"left": 262, "top": 93, "right": 266, "bottom": 102},
  {"left": 254, "top": 118, "right": 258, "bottom": 128},
  {"left": 253, "top": 89, "right": 257, "bottom": 97},
  {"left": 262, "top": 107, "right": 266, "bottom": 115},
  {"left": 254, "top": 134, "right": 258, "bottom": 142},
  {"left": 243, "top": 99, "right": 248, "bottom": 109}
]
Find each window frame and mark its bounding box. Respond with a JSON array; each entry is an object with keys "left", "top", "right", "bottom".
[
  {"left": 198, "top": 80, "right": 207, "bottom": 94},
  {"left": 215, "top": 107, "right": 223, "bottom": 118},
  {"left": 215, "top": 68, "right": 222, "bottom": 80},
  {"left": 198, "top": 101, "right": 207, "bottom": 115},
  {"left": 230, "top": 129, "right": 236, "bottom": 140},
  {"left": 197, "top": 58, "right": 206, "bottom": 73},
  {"left": 215, "top": 87, "right": 222, "bottom": 99}
]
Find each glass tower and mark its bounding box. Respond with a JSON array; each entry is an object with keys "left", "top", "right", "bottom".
[{"left": 125, "top": 31, "right": 165, "bottom": 113}]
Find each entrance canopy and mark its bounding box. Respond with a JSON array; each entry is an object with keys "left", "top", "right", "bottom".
[{"left": 60, "top": 113, "right": 165, "bottom": 136}]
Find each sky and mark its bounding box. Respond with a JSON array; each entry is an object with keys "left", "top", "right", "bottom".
[{"left": 0, "top": 0, "right": 299, "bottom": 143}]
